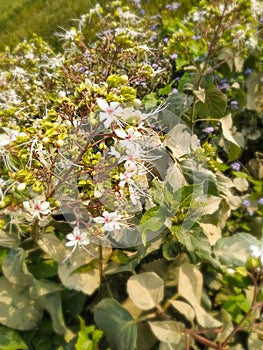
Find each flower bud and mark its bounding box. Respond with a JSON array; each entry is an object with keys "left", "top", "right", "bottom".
[{"left": 246, "top": 256, "right": 260, "bottom": 271}]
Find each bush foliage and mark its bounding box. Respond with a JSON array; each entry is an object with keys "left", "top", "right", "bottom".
[{"left": 0, "top": 0, "right": 263, "bottom": 349}]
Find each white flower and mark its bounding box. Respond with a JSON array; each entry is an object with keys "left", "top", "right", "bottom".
[
  {"left": 97, "top": 98, "right": 123, "bottom": 128},
  {"left": 66, "top": 227, "right": 90, "bottom": 250},
  {"left": 0, "top": 128, "right": 19, "bottom": 147},
  {"left": 114, "top": 126, "right": 142, "bottom": 149},
  {"left": 63, "top": 227, "right": 94, "bottom": 262},
  {"left": 93, "top": 211, "right": 125, "bottom": 232},
  {"left": 250, "top": 245, "right": 263, "bottom": 266},
  {"left": 23, "top": 198, "right": 51, "bottom": 221}
]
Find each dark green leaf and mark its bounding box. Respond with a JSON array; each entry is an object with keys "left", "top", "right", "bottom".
[
  {"left": 94, "top": 298, "right": 137, "bottom": 350},
  {"left": 195, "top": 88, "right": 227, "bottom": 118}
]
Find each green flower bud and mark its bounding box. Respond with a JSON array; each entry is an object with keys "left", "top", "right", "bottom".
[{"left": 246, "top": 256, "right": 260, "bottom": 271}]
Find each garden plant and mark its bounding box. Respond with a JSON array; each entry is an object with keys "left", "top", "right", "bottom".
[{"left": 0, "top": 0, "right": 263, "bottom": 349}]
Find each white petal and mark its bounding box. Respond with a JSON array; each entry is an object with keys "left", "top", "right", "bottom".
[
  {"left": 40, "top": 201, "right": 50, "bottom": 211},
  {"left": 66, "top": 233, "right": 75, "bottom": 241},
  {"left": 250, "top": 245, "right": 260, "bottom": 258},
  {"left": 23, "top": 201, "right": 32, "bottom": 211},
  {"left": 114, "top": 128, "right": 127, "bottom": 139},
  {"left": 97, "top": 98, "right": 109, "bottom": 111},
  {"left": 109, "top": 101, "right": 120, "bottom": 110},
  {"left": 81, "top": 239, "right": 90, "bottom": 245},
  {"left": 80, "top": 232, "right": 88, "bottom": 240},
  {"left": 93, "top": 216, "right": 105, "bottom": 224},
  {"left": 103, "top": 117, "right": 113, "bottom": 129},
  {"left": 66, "top": 241, "right": 77, "bottom": 247},
  {"left": 73, "top": 227, "right": 80, "bottom": 236}
]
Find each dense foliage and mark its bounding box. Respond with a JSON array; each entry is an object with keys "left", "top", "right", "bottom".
[{"left": 0, "top": 0, "right": 263, "bottom": 349}]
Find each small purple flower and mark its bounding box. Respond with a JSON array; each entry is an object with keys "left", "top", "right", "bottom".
[
  {"left": 258, "top": 197, "right": 263, "bottom": 205},
  {"left": 151, "top": 24, "right": 158, "bottom": 31},
  {"left": 230, "top": 100, "right": 239, "bottom": 110},
  {"left": 243, "top": 199, "right": 251, "bottom": 207},
  {"left": 149, "top": 34, "right": 157, "bottom": 42},
  {"left": 165, "top": 3, "right": 179, "bottom": 10},
  {"left": 230, "top": 162, "right": 241, "bottom": 171},
  {"left": 170, "top": 53, "right": 178, "bottom": 60},
  {"left": 192, "top": 35, "right": 201, "bottom": 40},
  {"left": 139, "top": 9, "right": 145, "bottom": 16},
  {"left": 203, "top": 126, "right": 215, "bottom": 134},
  {"left": 244, "top": 68, "right": 252, "bottom": 75},
  {"left": 168, "top": 88, "right": 178, "bottom": 95},
  {"left": 163, "top": 37, "right": 169, "bottom": 44}
]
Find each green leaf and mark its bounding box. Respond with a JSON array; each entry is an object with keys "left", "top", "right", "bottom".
[
  {"left": 127, "top": 272, "right": 164, "bottom": 310},
  {"left": 111, "top": 250, "right": 130, "bottom": 265},
  {"left": 0, "top": 276, "right": 43, "bottom": 330},
  {"left": 0, "top": 325, "right": 27, "bottom": 350},
  {"left": 173, "top": 225, "right": 219, "bottom": 268},
  {"left": 76, "top": 318, "right": 103, "bottom": 350},
  {"left": 69, "top": 259, "right": 100, "bottom": 276},
  {"left": 213, "top": 232, "right": 260, "bottom": 267},
  {"left": 139, "top": 206, "right": 168, "bottom": 244},
  {"left": 37, "top": 292, "right": 67, "bottom": 335},
  {"left": 142, "top": 92, "right": 159, "bottom": 110},
  {"left": 222, "top": 294, "right": 251, "bottom": 324},
  {"left": 94, "top": 298, "right": 137, "bottom": 350},
  {"left": 0, "top": 247, "right": 8, "bottom": 273},
  {"left": 28, "top": 259, "right": 58, "bottom": 279},
  {"left": 195, "top": 88, "right": 227, "bottom": 118},
  {"left": 149, "top": 321, "right": 185, "bottom": 344}
]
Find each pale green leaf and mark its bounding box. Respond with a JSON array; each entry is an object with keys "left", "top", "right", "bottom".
[
  {"left": 170, "top": 300, "right": 195, "bottom": 322},
  {"left": 163, "top": 124, "right": 199, "bottom": 159},
  {"left": 149, "top": 321, "right": 184, "bottom": 344},
  {"left": 199, "top": 223, "right": 222, "bottom": 246},
  {"left": 178, "top": 263, "right": 221, "bottom": 328},
  {"left": 127, "top": 272, "right": 164, "bottom": 310},
  {"left": 94, "top": 298, "right": 137, "bottom": 350},
  {"left": 37, "top": 234, "right": 67, "bottom": 263},
  {"left": 178, "top": 263, "right": 203, "bottom": 303},
  {"left": 0, "top": 228, "right": 20, "bottom": 248},
  {"left": 213, "top": 232, "right": 260, "bottom": 267},
  {"left": 59, "top": 251, "right": 100, "bottom": 295},
  {"left": 247, "top": 333, "right": 263, "bottom": 350},
  {"left": 0, "top": 276, "right": 43, "bottom": 331},
  {"left": 2, "top": 247, "right": 34, "bottom": 287}
]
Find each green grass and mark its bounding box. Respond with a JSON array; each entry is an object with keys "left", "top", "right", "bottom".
[{"left": 0, "top": 0, "right": 97, "bottom": 51}]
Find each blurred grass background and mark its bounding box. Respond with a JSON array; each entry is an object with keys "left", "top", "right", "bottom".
[{"left": 0, "top": 0, "right": 99, "bottom": 51}]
